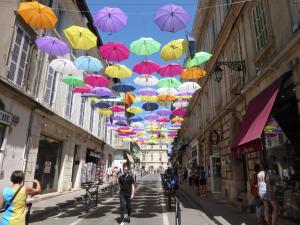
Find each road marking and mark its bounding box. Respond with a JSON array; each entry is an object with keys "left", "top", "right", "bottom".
[{"left": 159, "top": 179, "right": 170, "bottom": 225}]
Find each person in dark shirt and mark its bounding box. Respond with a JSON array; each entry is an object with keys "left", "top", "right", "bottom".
[{"left": 118, "top": 166, "right": 135, "bottom": 225}]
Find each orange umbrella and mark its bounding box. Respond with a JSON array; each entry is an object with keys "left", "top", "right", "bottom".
[
  {"left": 181, "top": 67, "right": 207, "bottom": 80},
  {"left": 17, "top": 1, "right": 58, "bottom": 29},
  {"left": 171, "top": 117, "right": 184, "bottom": 123},
  {"left": 124, "top": 92, "right": 136, "bottom": 105}
]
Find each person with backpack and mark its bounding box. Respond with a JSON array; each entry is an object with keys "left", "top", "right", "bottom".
[{"left": 0, "top": 170, "right": 41, "bottom": 225}]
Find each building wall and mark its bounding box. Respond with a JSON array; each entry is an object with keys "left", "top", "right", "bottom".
[{"left": 139, "top": 144, "right": 168, "bottom": 171}]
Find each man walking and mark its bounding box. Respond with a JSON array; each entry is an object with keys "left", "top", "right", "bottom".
[{"left": 119, "top": 166, "right": 135, "bottom": 225}]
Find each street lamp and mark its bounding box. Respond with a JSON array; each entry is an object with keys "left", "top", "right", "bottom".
[{"left": 213, "top": 60, "right": 246, "bottom": 82}]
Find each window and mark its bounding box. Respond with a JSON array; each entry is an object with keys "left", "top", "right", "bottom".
[
  {"left": 251, "top": 0, "right": 271, "bottom": 53},
  {"left": 43, "top": 65, "right": 57, "bottom": 105},
  {"left": 223, "top": 0, "right": 231, "bottom": 15},
  {"left": 89, "top": 105, "right": 94, "bottom": 132},
  {"left": 79, "top": 98, "right": 85, "bottom": 127},
  {"left": 65, "top": 85, "right": 73, "bottom": 118},
  {"left": 288, "top": 0, "right": 300, "bottom": 32},
  {"left": 7, "top": 26, "right": 31, "bottom": 86},
  {"left": 142, "top": 154, "right": 145, "bottom": 161},
  {"left": 98, "top": 114, "right": 102, "bottom": 138},
  {"left": 151, "top": 155, "right": 153, "bottom": 161}
]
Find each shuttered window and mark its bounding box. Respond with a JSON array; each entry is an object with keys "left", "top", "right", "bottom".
[
  {"left": 43, "top": 65, "right": 57, "bottom": 105},
  {"left": 65, "top": 85, "right": 73, "bottom": 118},
  {"left": 8, "top": 26, "right": 31, "bottom": 86},
  {"left": 79, "top": 98, "right": 85, "bottom": 127}
]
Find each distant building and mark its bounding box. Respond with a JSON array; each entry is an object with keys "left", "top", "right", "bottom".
[{"left": 139, "top": 144, "right": 168, "bottom": 172}]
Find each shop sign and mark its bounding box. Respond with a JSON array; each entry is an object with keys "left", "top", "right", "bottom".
[{"left": 0, "top": 110, "right": 12, "bottom": 125}]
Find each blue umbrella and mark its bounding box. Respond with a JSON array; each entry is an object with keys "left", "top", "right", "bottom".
[
  {"left": 94, "top": 101, "right": 110, "bottom": 109},
  {"left": 74, "top": 56, "right": 102, "bottom": 73},
  {"left": 128, "top": 116, "right": 143, "bottom": 123},
  {"left": 112, "top": 83, "right": 136, "bottom": 93},
  {"left": 81, "top": 93, "right": 98, "bottom": 98},
  {"left": 143, "top": 103, "right": 159, "bottom": 111},
  {"left": 115, "top": 121, "right": 128, "bottom": 126}
]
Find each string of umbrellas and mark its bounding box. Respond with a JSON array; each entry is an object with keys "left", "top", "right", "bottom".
[{"left": 16, "top": 1, "right": 212, "bottom": 145}]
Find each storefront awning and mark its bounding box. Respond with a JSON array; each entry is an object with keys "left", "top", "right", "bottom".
[
  {"left": 231, "top": 77, "right": 282, "bottom": 156},
  {"left": 126, "top": 153, "right": 134, "bottom": 163}
]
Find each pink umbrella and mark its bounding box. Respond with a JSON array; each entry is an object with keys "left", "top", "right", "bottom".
[
  {"left": 156, "top": 117, "right": 171, "bottom": 123},
  {"left": 157, "top": 63, "right": 184, "bottom": 77},
  {"left": 99, "top": 42, "right": 129, "bottom": 62},
  {"left": 172, "top": 108, "right": 187, "bottom": 116},
  {"left": 133, "top": 60, "right": 160, "bottom": 74},
  {"left": 118, "top": 131, "right": 136, "bottom": 136},
  {"left": 72, "top": 85, "right": 92, "bottom": 93},
  {"left": 117, "top": 126, "right": 131, "bottom": 131},
  {"left": 156, "top": 109, "right": 172, "bottom": 117},
  {"left": 84, "top": 74, "right": 110, "bottom": 87},
  {"left": 110, "top": 105, "right": 125, "bottom": 112}
]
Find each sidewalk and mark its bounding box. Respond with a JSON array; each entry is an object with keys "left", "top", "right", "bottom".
[{"left": 178, "top": 182, "right": 298, "bottom": 225}]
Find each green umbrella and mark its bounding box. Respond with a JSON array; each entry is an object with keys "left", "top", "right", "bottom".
[
  {"left": 184, "top": 52, "right": 212, "bottom": 68},
  {"left": 157, "top": 77, "right": 181, "bottom": 88},
  {"left": 63, "top": 75, "right": 85, "bottom": 86},
  {"left": 130, "top": 37, "right": 161, "bottom": 56}
]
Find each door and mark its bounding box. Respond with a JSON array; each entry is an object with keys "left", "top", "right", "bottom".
[{"left": 210, "top": 156, "right": 222, "bottom": 193}]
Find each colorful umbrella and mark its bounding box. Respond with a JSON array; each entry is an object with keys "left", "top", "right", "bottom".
[
  {"left": 127, "top": 106, "right": 142, "bottom": 114},
  {"left": 63, "top": 76, "right": 85, "bottom": 87},
  {"left": 112, "top": 84, "right": 135, "bottom": 93},
  {"left": 130, "top": 37, "right": 161, "bottom": 56},
  {"left": 17, "top": 1, "right": 58, "bottom": 29},
  {"left": 158, "top": 95, "right": 176, "bottom": 101},
  {"left": 105, "top": 65, "right": 132, "bottom": 79},
  {"left": 98, "top": 109, "right": 113, "bottom": 115},
  {"left": 110, "top": 105, "right": 125, "bottom": 112},
  {"left": 184, "top": 52, "right": 212, "bottom": 68},
  {"left": 173, "top": 100, "right": 189, "bottom": 108},
  {"left": 156, "top": 109, "right": 172, "bottom": 117},
  {"left": 133, "top": 61, "right": 160, "bottom": 74},
  {"left": 36, "top": 36, "right": 69, "bottom": 56},
  {"left": 181, "top": 67, "right": 207, "bottom": 80},
  {"left": 140, "top": 96, "right": 158, "bottom": 103},
  {"left": 157, "top": 88, "right": 178, "bottom": 96},
  {"left": 91, "top": 87, "right": 114, "bottom": 97},
  {"left": 99, "top": 42, "right": 129, "bottom": 62},
  {"left": 160, "top": 39, "right": 188, "bottom": 61},
  {"left": 154, "top": 4, "right": 190, "bottom": 33},
  {"left": 49, "top": 59, "right": 81, "bottom": 75},
  {"left": 130, "top": 122, "right": 144, "bottom": 128},
  {"left": 124, "top": 92, "right": 136, "bottom": 105},
  {"left": 74, "top": 56, "right": 102, "bottom": 73},
  {"left": 113, "top": 115, "right": 127, "bottom": 121},
  {"left": 178, "top": 82, "right": 201, "bottom": 93},
  {"left": 143, "top": 103, "right": 159, "bottom": 111},
  {"left": 158, "top": 78, "right": 181, "bottom": 88},
  {"left": 115, "top": 121, "right": 128, "bottom": 126},
  {"left": 157, "top": 64, "right": 184, "bottom": 77},
  {"left": 73, "top": 85, "right": 92, "bottom": 94},
  {"left": 172, "top": 108, "right": 187, "bottom": 116},
  {"left": 105, "top": 122, "right": 118, "bottom": 127},
  {"left": 94, "top": 101, "right": 110, "bottom": 109},
  {"left": 64, "top": 25, "right": 97, "bottom": 50},
  {"left": 93, "top": 7, "right": 127, "bottom": 33},
  {"left": 84, "top": 74, "right": 109, "bottom": 87},
  {"left": 137, "top": 87, "right": 158, "bottom": 96},
  {"left": 134, "top": 74, "right": 158, "bottom": 86},
  {"left": 156, "top": 117, "right": 170, "bottom": 123},
  {"left": 172, "top": 122, "right": 182, "bottom": 127},
  {"left": 128, "top": 116, "right": 143, "bottom": 123}
]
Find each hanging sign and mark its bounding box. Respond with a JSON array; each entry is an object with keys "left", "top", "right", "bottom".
[{"left": 0, "top": 110, "right": 12, "bottom": 125}]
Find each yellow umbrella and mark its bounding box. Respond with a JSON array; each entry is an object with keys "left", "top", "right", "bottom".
[
  {"left": 127, "top": 106, "right": 142, "bottom": 114},
  {"left": 97, "top": 109, "right": 112, "bottom": 115},
  {"left": 160, "top": 39, "right": 188, "bottom": 61},
  {"left": 171, "top": 117, "right": 184, "bottom": 123},
  {"left": 158, "top": 100, "right": 173, "bottom": 106},
  {"left": 158, "top": 95, "right": 176, "bottom": 101},
  {"left": 17, "top": 1, "right": 58, "bottom": 29},
  {"left": 181, "top": 67, "right": 207, "bottom": 80},
  {"left": 105, "top": 65, "right": 132, "bottom": 79},
  {"left": 140, "top": 95, "right": 158, "bottom": 103},
  {"left": 176, "top": 95, "right": 193, "bottom": 100},
  {"left": 64, "top": 25, "right": 97, "bottom": 50}
]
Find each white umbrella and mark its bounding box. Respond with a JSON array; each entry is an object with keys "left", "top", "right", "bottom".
[
  {"left": 157, "top": 87, "right": 178, "bottom": 96},
  {"left": 134, "top": 74, "right": 158, "bottom": 86},
  {"left": 173, "top": 100, "right": 189, "bottom": 108},
  {"left": 49, "top": 58, "right": 81, "bottom": 75},
  {"left": 130, "top": 122, "right": 144, "bottom": 129},
  {"left": 178, "top": 82, "right": 201, "bottom": 93}
]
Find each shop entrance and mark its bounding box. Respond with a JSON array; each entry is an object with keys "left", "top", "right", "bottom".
[
  {"left": 34, "top": 135, "right": 62, "bottom": 193},
  {"left": 210, "top": 156, "right": 221, "bottom": 192}
]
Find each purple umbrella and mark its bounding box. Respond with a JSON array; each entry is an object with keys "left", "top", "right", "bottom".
[
  {"left": 137, "top": 87, "right": 159, "bottom": 96},
  {"left": 154, "top": 4, "right": 190, "bottom": 33},
  {"left": 156, "top": 109, "right": 172, "bottom": 117},
  {"left": 91, "top": 87, "right": 114, "bottom": 97},
  {"left": 105, "top": 122, "right": 118, "bottom": 128},
  {"left": 36, "top": 36, "right": 70, "bottom": 56},
  {"left": 144, "top": 114, "right": 159, "bottom": 121},
  {"left": 93, "top": 7, "right": 128, "bottom": 33},
  {"left": 113, "top": 115, "right": 127, "bottom": 121},
  {"left": 172, "top": 122, "right": 182, "bottom": 127}
]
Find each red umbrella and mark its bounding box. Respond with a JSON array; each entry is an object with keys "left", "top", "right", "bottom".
[
  {"left": 157, "top": 63, "right": 184, "bottom": 77},
  {"left": 110, "top": 105, "right": 125, "bottom": 112},
  {"left": 133, "top": 60, "right": 160, "bottom": 74},
  {"left": 72, "top": 85, "right": 92, "bottom": 93},
  {"left": 156, "top": 117, "right": 171, "bottom": 123},
  {"left": 117, "top": 126, "right": 131, "bottom": 131},
  {"left": 84, "top": 74, "right": 110, "bottom": 87},
  {"left": 172, "top": 108, "right": 187, "bottom": 116},
  {"left": 99, "top": 42, "right": 129, "bottom": 62}
]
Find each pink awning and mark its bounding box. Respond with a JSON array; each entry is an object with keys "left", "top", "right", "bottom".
[{"left": 231, "top": 77, "right": 282, "bottom": 156}]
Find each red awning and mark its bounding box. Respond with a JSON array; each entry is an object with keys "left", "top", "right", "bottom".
[{"left": 231, "top": 77, "right": 282, "bottom": 156}]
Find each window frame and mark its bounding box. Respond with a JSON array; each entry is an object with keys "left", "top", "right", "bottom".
[
  {"left": 43, "top": 62, "right": 58, "bottom": 106},
  {"left": 89, "top": 105, "right": 94, "bottom": 133},
  {"left": 65, "top": 85, "right": 74, "bottom": 118},
  {"left": 79, "top": 98, "right": 86, "bottom": 127}
]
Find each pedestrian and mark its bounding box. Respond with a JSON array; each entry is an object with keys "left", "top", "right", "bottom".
[
  {"left": 119, "top": 166, "right": 135, "bottom": 225},
  {"left": 0, "top": 170, "right": 41, "bottom": 225},
  {"left": 198, "top": 166, "right": 207, "bottom": 197}
]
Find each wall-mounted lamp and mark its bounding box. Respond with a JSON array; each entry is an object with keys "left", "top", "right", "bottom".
[{"left": 213, "top": 60, "right": 246, "bottom": 82}]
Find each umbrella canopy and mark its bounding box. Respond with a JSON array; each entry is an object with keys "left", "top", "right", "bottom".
[
  {"left": 154, "top": 4, "right": 190, "bottom": 33},
  {"left": 143, "top": 103, "right": 159, "bottom": 111},
  {"left": 74, "top": 56, "right": 102, "bottom": 73},
  {"left": 140, "top": 96, "right": 158, "bottom": 103},
  {"left": 178, "top": 82, "right": 201, "bottom": 93},
  {"left": 113, "top": 115, "right": 127, "bottom": 121},
  {"left": 98, "top": 108, "right": 113, "bottom": 115},
  {"left": 158, "top": 95, "right": 176, "bottom": 101},
  {"left": 115, "top": 121, "right": 128, "bottom": 126},
  {"left": 130, "top": 122, "right": 144, "bottom": 128},
  {"left": 130, "top": 37, "right": 161, "bottom": 56},
  {"left": 158, "top": 78, "right": 181, "bottom": 88},
  {"left": 49, "top": 59, "right": 81, "bottom": 75},
  {"left": 63, "top": 76, "right": 85, "bottom": 87},
  {"left": 160, "top": 39, "right": 188, "bottom": 61},
  {"left": 127, "top": 106, "right": 142, "bottom": 114},
  {"left": 124, "top": 92, "right": 136, "bottom": 105},
  {"left": 172, "top": 122, "right": 182, "bottom": 127},
  {"left": 93, "top": 7, "right": 127, "bottom": 33},
  {"left": 156, "top": 109, "right": 172, "bottom": 117},
  {"left": 110, "top": 105, "right": 125, "bottom": 112},
  {"left": 128, "top": 116, "right": 143, "bottom": 123},
  {"left": 173, "top": 100, "right": 189, "bottom": 108},
  {"left": 156, "top": 117, "right": 171, "bottom": 123},
  {"left": 17, "top": 1, "right": 57, "bottom": 29},
  {"left": 134, "top": 74, "right": 158, "bottom": 86},
  {"left": 105, "top": 122, "right": 117, "bottom": 127},
  {"left": 94, "top": 101, "right": 110, "bottom": 109},
  {"left": 112, "top": 84, "right": 135, "bottom": 93},
  {"left": 172, "top": 108, "right": 187, "bottom": 116},
  {"left": 99, "top": 42, "right": 129, "bottom": 62},
  {"left": 157, "top": 87, "right": 178, "bottom": 96},
  {"left": 105, "top": 65, "right": 132, "bottom": 79},
  {"left": 91, "top": 87, "right": 114, "bottom": 97},
  {"left": 64, "top": 25, "right": 97, "bottom": 50},
  {"left": 73, "top": 85, "right": 92, "bottom": 93},
  {"left": 36, "top": 36, "right": 69, "bottom": 56},
  {"left": 133, "top": 61, "right": 160, "bottom": 74},
  {"left": 181, "top": 67, "right": 207, "bottom": 80},
  {"left": 137, "top": 87, "right": 158, "bottom": 96},
  {"left": 157, "top": 64, "right": 184, "bottom": 77},
  {"left": 117, "top": 126, "right": 131, "bottom": 131},
  {"left": 84, "top": 74, "right": 109, "bottom": 87},
  {"left": 184, "top": 52, "right": 212, "bottom": 68}
]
